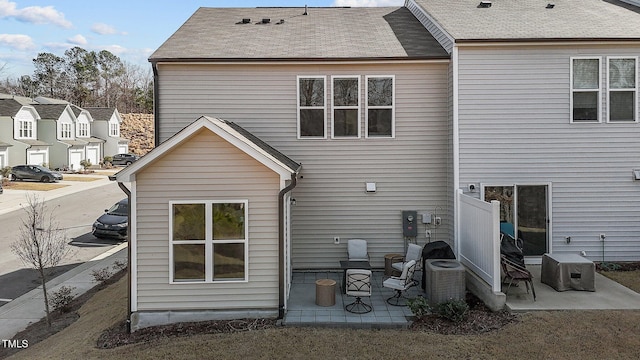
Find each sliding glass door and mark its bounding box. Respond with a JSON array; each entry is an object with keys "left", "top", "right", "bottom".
[{"left": 484, "top": 184, "right": 549, "bottom": 256}]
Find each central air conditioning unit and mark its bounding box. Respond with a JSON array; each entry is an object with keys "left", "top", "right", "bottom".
[{"left": 424, "top": 259, "right": 466, "bottom": 305}]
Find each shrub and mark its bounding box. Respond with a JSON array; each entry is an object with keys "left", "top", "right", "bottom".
[
  {"left": 49, "top": 286, "right": 76, "bottom": 313},
  {"left": 91, "top": 267, "right": 113, "bottom": 283},
  {"left": 80, "top": 159, "right": 92, "bottom": 171},
  {"left": 436, "top": 299, "right": 469, "bottom": 323},
  {"left": 0, "top": 166, "right": 11, "bottom": 184},
  {"left": 407, "top": 296, "right": 432, "bottom": 318},
  {"left": 112, "top": 259, "right": 127, "bottom": 272}
]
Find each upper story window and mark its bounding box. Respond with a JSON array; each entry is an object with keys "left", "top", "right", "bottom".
[
  {"left": 608, "top": 57, "right": 638, "bottom": 122},
  {"left": 366, "top": 76, "right": 395, "bottom": 137},
  {"left": 77, "top": 122, "right": 89, "bottom": 137},
  {"left": 297, "top": 76, "right": 326, "bottom": 139},
  {"left": 571, "top": 57, "right": 601, "bottom": 123},
  {"left": 332, "top": 76, "right": 360, "bottom": 138},
  {"left": 109, "top": 122, "right": 119, "bottom": 137},
  {"left": 18, "top": 120, "right": 34, "bottom": 139},
  {"left": 169, "top": 200, "right": 248, "bottom": 283},
  {"left": 60, "top": 123, "right": 72, "bottom": 139}
]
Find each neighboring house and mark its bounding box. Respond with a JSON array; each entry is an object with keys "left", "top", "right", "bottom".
[
  {"left": 116, "top": 1, "right": 640, "bottom": 330},
  {"left": 32, "top": 104, "right": 87, "bottom": 171},
  {"left": 69, "top": 105, "right": 104, "bottom": 167},
  {"left": 0, "top": 97, "right": 50, "bottom": 166},
  {"left": 408, "top": 0, "right": 640, "bottom": 261},
  {"left": 117, "top": 6, "right": 451, "bottom": 330},
  {"left": 85, "top": 107, "right": 129, "bottom": 157}
]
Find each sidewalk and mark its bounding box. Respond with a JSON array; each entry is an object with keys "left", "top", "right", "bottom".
[
  {"left": 0, "top": 169, "right": 119, "bottom": 216},
  {"left": 0, "top": 242, "right": 128, "bottom": 340}
]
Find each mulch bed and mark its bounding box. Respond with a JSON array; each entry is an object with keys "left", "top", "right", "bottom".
[{"left": 597, "top": 262, "right": 640, "bottom": 272}]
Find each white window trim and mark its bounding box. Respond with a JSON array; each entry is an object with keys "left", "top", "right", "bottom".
[
  {"left": 76, "top": 121, "right": 89, "bottom": 138},
  {"left": 296, "top": 75, "right": 327, "bottom": 139},
  {"left": 109, "top": 122, "right": 120, "bottom": 137},
  {"left": 606, "top": 56, "right": 638, "bottom": 123},
  {"left": 169, "top": 199, "right": 249, "bottom": 284},
  {"left": 365, "top": 75, "right": 396, "bottom": 138},
  {"left": 331, "top": 75, "right": 361, "bottom": 139},
  {"left": 570, "top": 57, "right": 602, "bottom": 124},
  {"left": 16, "top": 119, "right": 35, "bottom": 139},
  {"left": 59, "top": 122, "right": 72, "bottom": 139}
]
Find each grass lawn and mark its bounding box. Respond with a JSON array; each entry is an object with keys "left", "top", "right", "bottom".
[
  {"left": 6, "top": 271, "right": 640, "bottom": 360},
  {"left": 61, "top": 175, "right": 102, "bottom": 182},
  {"left": 2, "top": 182, "right": 68, "bottom": 191}
]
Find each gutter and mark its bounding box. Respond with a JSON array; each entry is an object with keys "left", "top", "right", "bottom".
[
  {"left": 278, "top": 172, "right": 298, "bottom": 319},
  {"left": 151, "top": 62, "right": 160, "bottom": 147},
  {"left": 110, "top": 175, "right": 133, "bottom": 332}
]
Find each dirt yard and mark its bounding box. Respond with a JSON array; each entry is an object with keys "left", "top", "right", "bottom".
[{"left": 3, "top": 268, "right": 640, "bottom": 360}]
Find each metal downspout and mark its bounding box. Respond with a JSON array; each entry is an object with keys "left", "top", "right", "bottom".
[
  {"left": 278, "top": 173, "right": 297, "bottom": 319},
  {"left": 151, "top": 62, "right": 160, "bottom": 147},
  {"left": 111, "top": 177, "right": 132, "bottom": 332}
]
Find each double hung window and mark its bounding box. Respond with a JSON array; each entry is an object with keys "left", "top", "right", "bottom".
[
  {"left": 332, "top": 76, "right": 360, "bottom": 138},
  {"left": 571, "top": 58, "right": 601, "bottom": 123},
  {"left": 366, "top": 76, "right": 395, "bottom": 137},
  {"left": 297, "top": 76, "right": 326, "bottom": 138},
  {"left": 60, "top": 123, "right": 72, "bottom": 139},
  {"left": 170, "top": 200, "right": 248, "bottom": 283},
  {"left": 608, "top": 57, "right": 637, "bottom": 122}
]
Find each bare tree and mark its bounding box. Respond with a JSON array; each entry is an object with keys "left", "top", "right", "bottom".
[{"left": 10, "top": 194, "right": 71, "bottom": 327}]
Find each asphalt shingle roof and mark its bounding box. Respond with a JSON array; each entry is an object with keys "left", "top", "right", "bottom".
[
  {"left": 150, "top": 7, "right": 448, "bottom": 61},
  {"left": 32, "top": 104, "right": 68, "bottom": 120},
  {"left": 84, "top": 107, "right": 115, "bottom": 121},
  {"left": 413, "top": 0, "right": 640, "bottom": 41},
  {"left": 0, "top": 99, "right": 24, "bottom": 117}
]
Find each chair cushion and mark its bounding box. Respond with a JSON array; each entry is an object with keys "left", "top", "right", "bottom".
[
  {"left": 346, "top": 269, "right": 372, "bottom": 296},
  {"left": 348, "top": 239, "right": 368, "bottom": 261}
]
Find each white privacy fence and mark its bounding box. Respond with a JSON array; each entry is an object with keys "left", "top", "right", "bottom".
[{"left": 456, "top": 189, "right": 501, "bottom": 293}]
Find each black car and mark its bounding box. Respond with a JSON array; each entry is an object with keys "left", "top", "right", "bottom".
[
  {"left": 111, "top": 153, "right": 139, "bottom": 166},
  {"left": 10, "top": 165, "right": 63, "bottom": 182},
  {"left": 92, "top": 198, "right": 128, "bottom": 240},
  {"left": 0, "top": 181, "right": 3, "bottom": 194}
]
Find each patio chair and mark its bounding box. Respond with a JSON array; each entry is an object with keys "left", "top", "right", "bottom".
[
  {"left": 383, "top": 260, "right": 417, "bottom": 306},
  {"left": 347, "top": 239, "right": 369, "bottom": 262},
  {"left": 391, "top": 243, "right": 422, "bottom": 285},
  {"left": 345, "top": 269, "right": 373, "bottom": 314},
  {"left": 501, "top": 254, "right": 536, "bottom": 301}
]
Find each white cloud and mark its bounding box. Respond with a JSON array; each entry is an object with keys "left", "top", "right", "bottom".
[
  {"left": 91, "top": 23, "right": 126, "bottom": 36},
  {"left": 0, "top": 33, "right": 35, "bottom": 50},
  {"left": 0, "top": 0, "right": 72, "bottom": 28},
  {"left": 68, "top": 34, "right": 87, "bottom": 46},
  {"left": 332, "top": 0, "right": 405, "bottom": 6}
]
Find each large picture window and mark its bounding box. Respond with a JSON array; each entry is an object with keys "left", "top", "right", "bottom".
[
  {"left": 608, "top": 57, "right": 637, "bottom": 122},
  {"left": 571, "top": 57, "right": 601, "bottom": 123},
  {"left": 366, "top": 76, "right": 394, "bottom": 137},
  {"left": 332, "top": 76, "right": 360, "bottom": 138},
  {"left": 297, "top": 76, "right": 326, "bottom": 138},
  {"left": 170, "top": 200, "right": 248, "bottom": 283}
]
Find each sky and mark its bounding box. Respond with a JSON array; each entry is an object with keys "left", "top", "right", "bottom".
[{"left": 0, "top": 0, "right": 405, "bottom": 79}]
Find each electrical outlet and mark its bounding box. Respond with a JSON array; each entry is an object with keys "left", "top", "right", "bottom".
[
  {"left": 434, "top": 216, "right": 442, "bottom": 226},
  {"left": 426, "top": 230, "right": 432, "bottom": 238},
  {"left": 333, "top": 236, "right": 340, "bottom": 245}
]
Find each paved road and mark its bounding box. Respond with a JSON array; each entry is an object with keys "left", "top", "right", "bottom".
[{"left": 0, "top": 182, "right": 126, "bottom": 305}]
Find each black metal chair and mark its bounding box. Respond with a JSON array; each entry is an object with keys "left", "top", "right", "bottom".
[
  {"left": 344, "top": 269, "right": 373, "bottom": 314},
  {"left": 382, "top": 260, "right": 417, "bottom": 306}
]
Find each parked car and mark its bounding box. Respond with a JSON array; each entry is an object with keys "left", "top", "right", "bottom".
[
  {"left": 111, "top": 153, "right": 139, "bottom": 166},
  {"left": 0, "top": 182, "right": 3, "bottom": 194},
  {"left": 10, "top": 165, "right": 63, "bottom": 183},
  {"left": 92, "top": 198, "right": 128, "bottom": 240}
]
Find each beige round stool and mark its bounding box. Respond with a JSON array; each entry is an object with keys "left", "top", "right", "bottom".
[{"left": 315, "top": 279, "right": 336, "bottom": 306}]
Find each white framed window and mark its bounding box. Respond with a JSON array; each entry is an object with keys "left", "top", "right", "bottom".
[
  {"left": 60, "top": 123, "right": 72, "bottom": 139},
  {"left": 331, "top": 76, "right": 360, "bottom": 138},
  {"left": 297, "top": 76, "right": 326, "bottom": 139},
  {"left": 77, "top": 122, "right": 89, "bottom": 137},
  {"left": 571, "top": 57, "right": 602, "bottom": 123},
  {"left": 365, "top": 75, "right": 395, "bottom": 138},
  {"left": 169, "top": 200, "right": 248, "bottom": 283},
  {"left": 607, "top": 56, "right": 638, "bottom": 122},
  {"left": 109, "top": 122, "right": 119, "bottom": 137},
  {"left": 18, "top": 120, "right": 34, "bottom": 139}
]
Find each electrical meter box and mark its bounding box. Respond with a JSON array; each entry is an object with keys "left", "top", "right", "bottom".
[{"left": 402, "top": 210, "right": 418, "bottom": 237}]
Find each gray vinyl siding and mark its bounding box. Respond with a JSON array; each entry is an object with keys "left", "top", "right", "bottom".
[
  {"left": 0, "top": 116, "right": 28, "bottom": 166},
  {"left": 134, "top": 130, "right": 281, "bottom": 311},
  {"left": 456, "top": 44, "right": 640, "bottom": 261},
  {"left": 156, "top": 62, "right": 451, "bottom": 269},
  {"left": 407, "top": 0, "right": 454, "bottom": 54}
]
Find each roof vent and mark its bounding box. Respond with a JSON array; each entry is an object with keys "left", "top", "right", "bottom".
[
  {"left": 478, "top": 1, "right": 492, "bottom": 8},
  {"left": 304, "top": 5, "right": 308, "bottom": 15},
  {"left": 242, "top": 18, "right": 251, "bottom": 24},
  {"left": 546, "top": 3, "right": 555, "bottom": 8},
  {"left": 276, "top": 19, "right": 285, "bottom": 25},
  {"left": 260, "top": 18, "right": 271, "bottom": 24}
]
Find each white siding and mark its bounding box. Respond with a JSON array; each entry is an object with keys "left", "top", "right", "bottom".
[
  {"left": 456, "top": 44, "right": 640, "bottom": 261},
  {"left": 156, "top": 62, "right": 451, "bottom": 268},
  {"left": 135, "top": 130, "right": 281, "bottom": 311}
]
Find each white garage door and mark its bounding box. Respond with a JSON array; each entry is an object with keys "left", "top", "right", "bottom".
[
  {"left": 28, "top": 151, "right": 46, "bottom": 166},
  {"left": 0, "top": 152, "right": 6, "bottom": 168},
  {"left": 87, "top": 147, "right": 99, "bottom": 165},
  {"left": 69, "top": 151, "right": 83, "bottom": 171},
  {"left": 118, "top": 145, "right": 128, "bottom": 154}
]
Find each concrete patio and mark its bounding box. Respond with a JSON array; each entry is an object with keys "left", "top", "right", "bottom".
[
  {"left": 284, "top": 270, "right": 423, "bottom": 328},
  {"left": 504, "top": 265, "right": 640, "bottom": 311}
]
